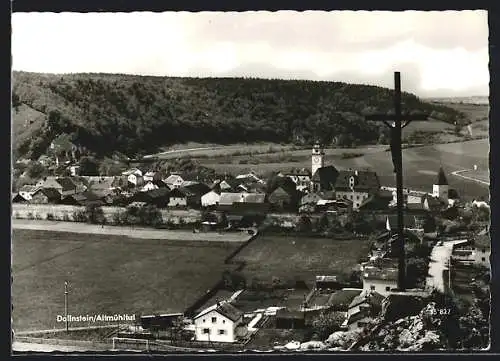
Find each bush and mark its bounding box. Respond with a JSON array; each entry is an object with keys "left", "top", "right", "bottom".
[
  {"left": 62, "top": 213, "right": 71, "bottom": 221},
  {"left": 13, "top": 212, "right": 21, "bottom": 219},
  {"left": 35, "top": 214, "right": 42, "bottom": 220},
  {"left": 73, "top": 210, "right": 87, "bottom": 222},
  {"left": 27, "top": 212, "right": 34, "bottom": 220},
  {"left": 46, "top": 213, "right": 55, "bottom": 221}
]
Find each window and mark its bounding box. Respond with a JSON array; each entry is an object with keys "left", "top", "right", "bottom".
[
  {"left": 218, "top": 329, "right": 226, "bottom": 335},
  {"left": 203, "top": 328, "right": 210, "bottom": 334},
  {"left": 385, "top": 286, "right": 390, "bottom": 292},
  {"left": 222, "top": 320, "right": 226, "bottom": 324},
  {"left": 370, "top": 285, "right": 375, "bottom": 291},
  {"left": 482, "top": 257, "right": 486, "bottom": 262},
  {"left": 202, "top": 319, "right": 205, "bottom": 323},
  {"left": 482, "top": 248, "right": 486, "bottom": 253},
  {"left": 211, "top": 317, "right": 217, "bottom": 323},
  {"left": 356, "top": 195, "right": 360, "bottom": 200}
]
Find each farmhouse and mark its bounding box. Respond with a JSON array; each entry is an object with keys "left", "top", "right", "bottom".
[
  {"left": 267, "top": 186, "right": 297, "bottom": 211},
  {"left": 193, "top": 301, "right": 244, "bottom": 343},
  {"left": 453, "top": 232, "right": 490, "bottom": 268},
  {"left": 335, "top": 170, "right": 380, "bottom": 210},
  {"left": 165, "top": 174, "right": 185, "bottom": 189},
  {"left": 385, "top": 214, "right": 425, "bottom": 233}
]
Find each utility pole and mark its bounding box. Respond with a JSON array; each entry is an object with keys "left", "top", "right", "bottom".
[
  {"left": 64, "top": 280, "right": 69, "bottom": 332},
  {"left": 365, "top": 72, "right": 429, "bottom": 291}
]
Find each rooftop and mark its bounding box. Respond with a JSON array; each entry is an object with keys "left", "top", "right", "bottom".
[{"left": 194, "top": 301, "right": 243, "bottom": 322}]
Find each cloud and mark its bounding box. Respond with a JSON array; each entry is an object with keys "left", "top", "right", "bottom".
[{"left": 11, "top": 10, "right": 489, "bottom": 97}]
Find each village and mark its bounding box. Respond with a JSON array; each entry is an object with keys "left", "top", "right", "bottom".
[{"left": 12, "top": 137, "right": 491, "bottom": 351}]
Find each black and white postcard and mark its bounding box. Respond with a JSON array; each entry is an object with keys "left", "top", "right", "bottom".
[{"left": 11, "top": 9, "right": 491, "bottom": 353}]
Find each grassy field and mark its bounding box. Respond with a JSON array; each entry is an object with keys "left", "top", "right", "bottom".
[
  {"left": 202, "top": 138, "right": 489, "bottom": 200},
  {"left": 12, "top": 229, "right": 240, "bottom": 332},
  {"left": 233, "top": 235, "right": 371, "bottom": 287},
  {"left": 459, "top": 169, "right": 490, "bottom": 183}
]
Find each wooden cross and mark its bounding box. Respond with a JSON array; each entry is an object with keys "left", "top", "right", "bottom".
[{"left": 365, "top": 72, "right": 429, "bottom": 291}]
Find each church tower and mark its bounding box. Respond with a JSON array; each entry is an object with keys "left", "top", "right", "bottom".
[
  {"left": 311, "top": 141, "right": 324, "bottom": 177},
  {"left": 433, "top": 167, "right": 449, "bottom": 203}
]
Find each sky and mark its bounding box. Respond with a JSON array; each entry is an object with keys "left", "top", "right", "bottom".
[{"left": 11, "top": 10, "right": 489, "bottom": 97}]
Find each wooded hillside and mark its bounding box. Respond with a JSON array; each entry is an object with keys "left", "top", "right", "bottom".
[{"left": 12, "top": 71, "right": 468, "bottom": 159}]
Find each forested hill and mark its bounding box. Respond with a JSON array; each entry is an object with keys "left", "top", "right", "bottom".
[{"left": 12, "top": 71, "right": 468, "bottom": 159}]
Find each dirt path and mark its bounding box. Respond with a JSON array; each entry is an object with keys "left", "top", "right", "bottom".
[
  {"left": 12, "top": 219, "right": 251, "bottom": 243},
  {"left": 451, "top": 169, "right": 490, "bottom": 186},
  {"left": 426, "top": 240, "right": 468, "bottom": 292}
]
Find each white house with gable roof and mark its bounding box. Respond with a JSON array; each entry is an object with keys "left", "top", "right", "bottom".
[{"left": 193, "top": 301, "right": 244, "bottom": 343}]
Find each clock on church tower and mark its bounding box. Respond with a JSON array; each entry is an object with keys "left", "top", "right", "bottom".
[{"left": 311, "top": 142, "right": 324, "bottom": 176}]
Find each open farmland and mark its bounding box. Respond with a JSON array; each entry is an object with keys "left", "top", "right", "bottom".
[
  {"left": 202, "top": 138, "right": 489, "bottom": 200},
  {"left": 12, "top": 229, "right": 240, "bottom": 332},
  {"left": 233, "top": 235, "right": 371, "bottom": 287}
]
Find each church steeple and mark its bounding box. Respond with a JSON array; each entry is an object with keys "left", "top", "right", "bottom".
[
  {"left": 436, "top": 167, "right": 448, "bottom": 185},
  {"left": 311, "top": 141, "right": 324, "bottom": 177}
]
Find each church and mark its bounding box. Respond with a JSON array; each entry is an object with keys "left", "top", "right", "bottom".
[{"left": 308, "top": 142, "right": 381, "bottom": 210}]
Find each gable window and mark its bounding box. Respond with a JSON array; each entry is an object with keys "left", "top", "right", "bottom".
[
  {"left": 212, "top": 317, "right": 217, "bottom": 323},
  {"left": 218, "top": 329, "right": 226, "bottom": 335},
  {"left": 203, "top": 328, "right": 210, "bottom": 334},
  {"left": 202, "top": 319, "right": 205, "bottom": 323},
  {"left": 222, "top": 320, "right": 226, "bottom": 324}
]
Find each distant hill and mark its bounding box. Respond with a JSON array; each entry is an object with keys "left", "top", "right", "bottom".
[
  {"left": 427, "top": 96, "right": 489, "bottom": 105},
  {"left": 12, "top": 71, "right": 470, "bottom": 160}
]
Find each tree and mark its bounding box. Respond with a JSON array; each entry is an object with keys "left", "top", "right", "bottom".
[
  {"left": 138, "top": 204, "right": 163, "bottom": 227},
  {"left": 79, "top": 156, "right": 100, "bottom": 176},
  {"left": 84, "top": 203, "right": 105, "bottom": 224},
  {"left": 296, "top": 215, "right": 312, "bottom": 232},
  {"left": 26, "top": 161, "right": 47, "bottom": 179},
  {"left": 311, "top": 311, "right": 345, "bottom": 340},
  {"left": 318, "top": 213, "right": 330, "bottom": 232}
]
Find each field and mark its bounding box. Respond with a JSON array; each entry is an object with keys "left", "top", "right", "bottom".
[
  {"left": 201, "top": 138, "right": 489, "bottom": 200},
  {"left": 459, "top": 169, "right": 490, "bottom": 183},
  {"left": 233, "top": 235, "right": 371, "bottom": 287},
  {"left": 12, "top": 229, "right": 240, "bottom": 332}
]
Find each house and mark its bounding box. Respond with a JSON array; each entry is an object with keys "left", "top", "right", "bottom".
[
  {"left": 327, "top": 288, "right": 363, "bottom": 312},
  {"left": 275, "top": 309, "right": 306, "bottom": 329},
  {"left": 167, "top": 188, "right": 188, "bottom": 208},
  {"left": 300, "top": 192, "right": 325, "bottom": 207},
  {"left": 407, "top": 191, "right": 427, "bottom": 205},
  {"left": 361, "top": 263, "right": 398, "bottom": 297},
  {"left": 267, "top": 186, "right": 297, "bottom": 211},
  {"left": 127, "top": 173, "right": 144, "bottom": 187},
  {"left": 235, "top": 172, "right": 264, "bottom": 184},
  {"left": 341, "top": 290, "right": 384, "bottom": 332},
  {"left": 18, "top": 185, "right": 39, "bottom": 201},
  {"left": 165, "top": 174, "right": 185, "bottom": 189},
  {"left": 334, "top": 170, "right": 380, "bottom": 210},
  {"left": 423, "top": 195, "right": 444, "bottom": 212},
  {"left": 122, "top": 168, "right": 143, "bottom": 177},
  {"left": 242, "top": 193, "right": 266, "bottom": 204},
  {"left": 202, "top": 190, "right": 221, "bottom": 207},
  {"left": 60, "top": 191, "right": 106, "bottom": 207},
  {"left": 56, "top": 177, "right": 78, "bottom": 196},
  {"left": 87, "top": 176, "right": 115, "bottom": 192},
  {"left": 69, "top": 165, "right": 80, "bottom": 176},
  {"left": 473, "top": 233, "right": 491, "bottom": 268},
  {"left": 128, "top": 188, "right": 170, "bottom": 208},
  {"left": 453, "top": 233, "right": 490, "bottom": 268},
  {"left": 358, "top": 191, "right": 393, "bottom": 211},
  {"left": 311, "top": 165, "right": 340, "bottom": 192},
  {"left": 143, "top": 171, "right": 156, "bottom": 182},
  {"left": 31, "top": 188, "right": 61, "bottom": 204},
  {"left": 282, "top": 168, "right": 312, "bottom": 192},
  {"left": 193, "top": 301, "right": 244, "bottom": 343},
  {"left": 13, "top": 193, "right": 31, "bottom": 203},
  {"left": 219, "top": 192, "right": 246, "bottom": 206},
  {"left": 141, "top": 181, "right": 159, "bottom": 192}
]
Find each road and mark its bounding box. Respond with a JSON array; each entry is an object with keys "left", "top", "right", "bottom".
[
  {"left": 426, "top": 239, "right": 468, "bottom": 293},
  {"left": 12, "top": 219, "right": 252, "bottom": 243},
  {"left": 143, "top": 146, "right": 221, "bottom": 159},
  {"left": 451, "top": 169, "right": 490, "bottom": 186}
]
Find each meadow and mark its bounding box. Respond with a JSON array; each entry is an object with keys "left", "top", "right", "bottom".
[
  {"left": 233, "top": 235, "right": 372, "bottom": 287},
  {"left": 12, "top": 229, "right": 240, "bottom": 332}
]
